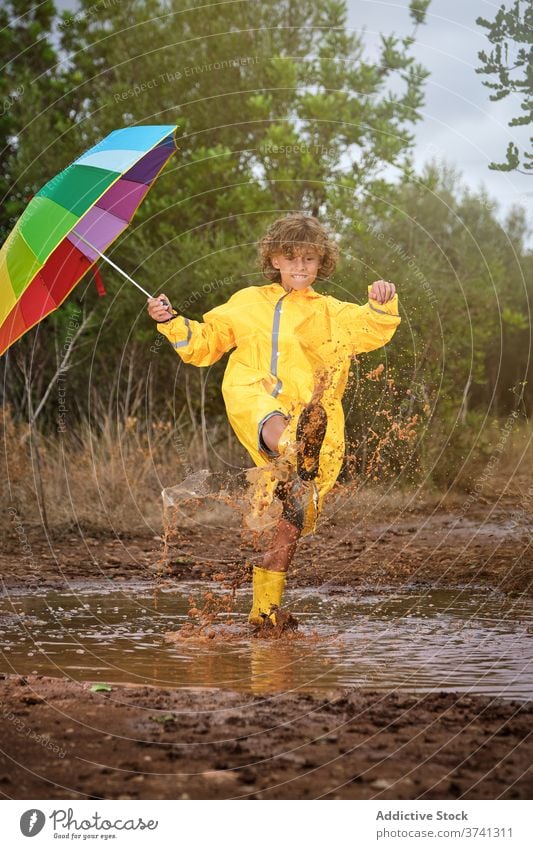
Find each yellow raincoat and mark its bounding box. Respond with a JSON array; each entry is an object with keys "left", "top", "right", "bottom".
[{"left": 158, "top": 282, "right": 400, "bottom": 533}]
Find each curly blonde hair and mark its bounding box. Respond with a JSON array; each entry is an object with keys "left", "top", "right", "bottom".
[{"left": 258, "top": 213, "right": 339, "bottom": 283}]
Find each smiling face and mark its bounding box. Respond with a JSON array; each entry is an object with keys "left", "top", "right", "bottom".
[{"left": 271, "top": 245, "right": 321, "bottom": 292}]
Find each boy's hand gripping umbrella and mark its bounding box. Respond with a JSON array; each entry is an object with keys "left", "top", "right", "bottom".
[{"left": 0, "top": 124, "right": 178, "bottom": 356}]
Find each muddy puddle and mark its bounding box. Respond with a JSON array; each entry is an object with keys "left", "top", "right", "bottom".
[{"left": 0, "top": 582, "right": 531, "bottom": 699}]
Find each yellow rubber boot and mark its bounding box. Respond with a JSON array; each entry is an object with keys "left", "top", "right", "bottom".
[{"left": 248, "top": 566, "right": 287, "bottom": 625}]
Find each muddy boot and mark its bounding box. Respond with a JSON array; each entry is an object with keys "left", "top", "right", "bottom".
[
  {"left": 268, "top": 605, "right": 299, "bottom": 634},
  {"left": 251, "top": 604, "right": 299, "bottom": 636},
  {"left": 248, "top": 565, "right": 286, "bottom": 625},
  {"left": 295, "top": 402, "right": 328, "bottom": 481}
]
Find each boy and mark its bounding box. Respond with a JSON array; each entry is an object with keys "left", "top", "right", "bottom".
[{"left": 148, "top": 213, "right": 400, "bottom": 626}]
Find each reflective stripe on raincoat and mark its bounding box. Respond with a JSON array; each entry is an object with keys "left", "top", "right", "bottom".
[{"left": 157, "top": 282, "right": 401, "bottom": 533}]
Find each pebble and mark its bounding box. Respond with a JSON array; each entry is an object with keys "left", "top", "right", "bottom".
[{"left": 371, "top": 778, "right": 396, "bottom": 790}]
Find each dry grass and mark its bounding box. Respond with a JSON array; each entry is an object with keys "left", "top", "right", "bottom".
[
  {"left": 2, "top": 408, "right": 532, "bottom": 538},
  {"left": 446, "top": 417, "right": 533, "bottom": 503},
  {"left": 0, "top": 408, "right": 247, "bottom": 535}
]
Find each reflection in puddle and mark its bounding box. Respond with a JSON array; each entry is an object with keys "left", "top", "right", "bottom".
[{"left": 0, "top": 583, "right": 531, "bottom": 699}]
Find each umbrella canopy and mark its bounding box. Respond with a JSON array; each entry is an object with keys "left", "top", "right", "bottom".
[{"left": 0, "top": 124, "right": 178, "bottom": 356}]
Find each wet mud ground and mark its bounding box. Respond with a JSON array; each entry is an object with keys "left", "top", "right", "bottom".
[
  {"left": 1, "top": 499, "right": 532, "bottom": 799},
  {"left": 1, "top": 675, "right": 532, "bottom": 800},
  {"left": 1, "top": 499, "right": 531, "bottom": 595}
]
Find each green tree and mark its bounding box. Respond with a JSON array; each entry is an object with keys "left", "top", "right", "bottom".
[
  {"left": 337, "top": 163, "right": 531, "bottom": 484},
  {"left": 2, "top": 0, "right": 432, "bottom": 428},
  {"left": 0, "top": 0, "right": 70, "bottom": 241},
  {"left": 476, "top": 0, "right": 533, "bottom": 173},
  {"left": 0, "top": 0, "right": 92, "bottom": 422}
]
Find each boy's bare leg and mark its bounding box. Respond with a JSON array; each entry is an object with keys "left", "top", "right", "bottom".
[
  {"left": 249, "top": 415, "right": 303, "bottom": 624},
  {"left": 262, "top": 517, "right": 301, "bottom": 572},
  {"left": 261, "top": 413, "right": 289, "bottom": 454},
  {"left": 260, "top": 414, "right": 300, "bottom": 568},
  {"left": 260, "top": 413, "right": 305, "bottom": 570}
]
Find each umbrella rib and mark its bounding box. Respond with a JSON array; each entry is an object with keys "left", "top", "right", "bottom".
[{"left": 71, "top": 229, "right": 155, "bottom": 300}]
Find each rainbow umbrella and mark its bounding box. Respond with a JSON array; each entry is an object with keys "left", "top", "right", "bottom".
[{"left": 0, "top": 124, "right": 178, "bottom": 356}]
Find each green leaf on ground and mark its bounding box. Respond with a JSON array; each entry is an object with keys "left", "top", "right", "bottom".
[{"left": 150, "top": 714, "right": 176, "bottom": 724}]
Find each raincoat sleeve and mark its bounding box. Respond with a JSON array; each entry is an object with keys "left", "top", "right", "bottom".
[
  {"left": 157, "top": 294, "right": 238, "bottom": 367},
  {"left": 336, "top": 285, "right": 401, "bottom": 355}
]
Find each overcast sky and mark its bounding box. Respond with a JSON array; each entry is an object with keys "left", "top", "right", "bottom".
[{"left": 345, "top": 0, "right": 531, "bottom": 237}]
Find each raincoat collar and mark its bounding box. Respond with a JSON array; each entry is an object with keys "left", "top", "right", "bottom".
[{"left": 269, "top": 283, "right": 322, "bottom": 299}]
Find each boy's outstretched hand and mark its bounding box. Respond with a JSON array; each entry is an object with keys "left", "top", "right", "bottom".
[
  {"left": 369, "top": 280, "right": 396, "bottom": 304},
  {"left": 147, "top": 294, "right": 174, "bottom": 323}
]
